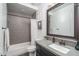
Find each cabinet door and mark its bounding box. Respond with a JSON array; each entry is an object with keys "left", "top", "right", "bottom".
[{"left": 36, "top": 43, "right": 57, "bottom": 56}]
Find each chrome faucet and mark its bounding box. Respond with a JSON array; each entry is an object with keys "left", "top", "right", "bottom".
[
  {"left": 52, "top": 37, "right": 55, "bottom": 43},
  {"left": 59, "top": 40, "right": 65, "bottom": 45}
]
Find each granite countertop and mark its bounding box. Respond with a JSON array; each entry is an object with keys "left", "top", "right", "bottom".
[{"left": 36, "top": 39, "right": 79, "bottom": 56}]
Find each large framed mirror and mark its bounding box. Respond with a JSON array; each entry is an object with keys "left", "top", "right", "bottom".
[{"left": 47, "top": 3, "right": 76, "bottom": 38}]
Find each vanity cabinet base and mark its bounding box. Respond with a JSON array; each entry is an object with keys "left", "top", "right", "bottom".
[{"left": 36, "top": 43, "right": 56, "bottom": 56}]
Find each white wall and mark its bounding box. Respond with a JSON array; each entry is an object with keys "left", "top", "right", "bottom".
[
  {"left": 0, "top": 3, "right": 7, "bottom": 55},
  {"left": 2, "top": 4, "right": 7, "bottom": 28},
  {"left": 31, "top": 19, "right": 38, "bottom": 44},
  {"left": 36, "top": 3, "right": 48, "bottom": 40},
  {"left": 36, "top": 3, "right": 56, "bottom": 40},
  {"left": 0, "top": 3, "right": 7, "bottom": 28}
]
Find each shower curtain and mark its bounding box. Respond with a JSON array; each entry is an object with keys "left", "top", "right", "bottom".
[{"left": 7, "top": 14, "right": 31, "bottom": 45}]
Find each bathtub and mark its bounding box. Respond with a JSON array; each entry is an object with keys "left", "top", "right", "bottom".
[{"left": 6, "top": 42, "right": 31, "bottom": 56}]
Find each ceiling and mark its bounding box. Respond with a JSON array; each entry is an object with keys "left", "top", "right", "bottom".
[
  {"left": 7, "top": 3, "right": 37, "bottom": 16},
  {"left": 31, "top": 3, "right": 41, "bottom": 7}
]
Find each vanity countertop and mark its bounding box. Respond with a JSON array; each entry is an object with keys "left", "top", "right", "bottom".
[{"left": 36, "top": 39, "right": 79, "bottom": 56}]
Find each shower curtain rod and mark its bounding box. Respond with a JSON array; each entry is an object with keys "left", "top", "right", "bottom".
[{"left": 8, "top": 14, "right": 31, "bottom": 19}]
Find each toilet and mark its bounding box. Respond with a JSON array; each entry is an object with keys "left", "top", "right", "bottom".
[
  {"left": 27, "top": 38, "right": 36, "bottom": 56},
  {"left": 27, "top": 45, "right": 36, "bottom": 56}
]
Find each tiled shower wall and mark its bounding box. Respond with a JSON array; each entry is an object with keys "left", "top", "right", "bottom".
[{"left": 7, "top": 12, "right": 31, "bottom": 45}]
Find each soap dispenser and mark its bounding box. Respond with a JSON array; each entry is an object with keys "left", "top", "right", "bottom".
[
  {"left": 75, "top": 41, "right": 79, "bottom": 50},
  {"left": 52, "top": 37, "right": 55, "bottom": 43}
]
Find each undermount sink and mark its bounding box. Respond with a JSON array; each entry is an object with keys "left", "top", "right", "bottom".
[{"left": 48, "top": 44, "right": 70, "bottom": 54}]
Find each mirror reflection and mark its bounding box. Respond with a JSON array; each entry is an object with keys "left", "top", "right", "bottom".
[{"left": 47, "top": 3, "right": 74, "bottom": 37}]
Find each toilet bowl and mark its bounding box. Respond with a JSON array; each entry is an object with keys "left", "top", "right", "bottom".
[{"left": 27, "top": 45, "right": 36, "bottom": 56}]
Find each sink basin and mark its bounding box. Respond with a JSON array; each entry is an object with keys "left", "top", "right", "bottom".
[{"left": 48, "top": 44, "right": 70, "bottom": 54}]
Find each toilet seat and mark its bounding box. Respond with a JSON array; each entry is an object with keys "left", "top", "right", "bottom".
[{"left": 27, "top": 45, "right": 36, "bottom": 52}]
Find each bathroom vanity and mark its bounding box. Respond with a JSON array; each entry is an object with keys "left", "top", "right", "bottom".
[
  {"left": 36, "top": 42, "right": 57, "bottom": 56},
  {"left": 36, "top": 39, "right": 79, "bottom": 56}
]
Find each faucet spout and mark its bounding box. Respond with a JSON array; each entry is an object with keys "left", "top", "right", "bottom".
[{"left": 52, "top": 37, "right": 55, "bottom": 43}]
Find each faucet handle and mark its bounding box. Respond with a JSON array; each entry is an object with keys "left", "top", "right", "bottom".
[
  {"left": 59, "top": 40, "right": 65, "bottom": 45},
  {"left": 52, "top": 37, "right": 55, "bottom": 43}
]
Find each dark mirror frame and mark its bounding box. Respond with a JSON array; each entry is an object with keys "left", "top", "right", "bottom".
[{"left": 47, "top": 3, "right": 78, "bottom": 39}]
